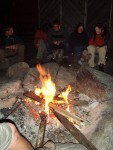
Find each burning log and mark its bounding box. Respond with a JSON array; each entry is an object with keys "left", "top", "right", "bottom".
[
  {"left": 36, "top": 112, "right": 47, "bottom": 148},
  {"left": 23, "top": 91, "right": 44, "bottom": 103},
  {"left": 49, "top": 103, "right": 86, "bottom": 125},
  {"left": 24, "top": 91, "right": 65, "bottom": 104},
  {"left": 23, "top": 91, "right": 86, "bottom": 125},
  {"left": 52, "top": 110, "right": 98, "bottom": 150}
]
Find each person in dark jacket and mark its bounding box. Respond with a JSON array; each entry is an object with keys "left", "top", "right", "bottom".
[
  {"left": 68, "top": 23, "right": 88, "bottom": 64},
  {"left": 47, "top": 20, "right": 69, "bottom": 61},
  {"left": 0, "top": 25, "right": 24, "bottom": 62}
]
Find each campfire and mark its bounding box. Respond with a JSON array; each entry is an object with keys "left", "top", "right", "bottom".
[
  {"left": 23, "top": 64, "right": 97, "bottom": 150},
  {"left": 2, "top": 62, "right": 112, "bottom": 149},
  {"left": 24, "top": 64, "right": 84, "bottom": 125}
]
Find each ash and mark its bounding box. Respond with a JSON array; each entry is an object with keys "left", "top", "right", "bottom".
[
  {"left": 45, "top": 124, "right": 77, "bottom": 143},
  {"left": 0, "top": 92, "right": 107, "bottom": 147}
]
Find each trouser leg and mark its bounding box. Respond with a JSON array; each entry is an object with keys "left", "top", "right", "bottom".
[
  {"left": 52, "top": 49, "right": 63, "bottom": 60},
  {"left": 87, "top": 45, "right": 96, "bottom": 67},
  {"left": 97, "top": 46, "right": 106, "bottom": 65},
  {"left": 36, "top": 40, "right": 47, "bottom": 59}
]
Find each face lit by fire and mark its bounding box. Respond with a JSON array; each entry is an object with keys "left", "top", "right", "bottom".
[
  {"left": 77, "top": 26, "right": 84, "bottom": 34},
  {"left": 95, "top": 26, "right": 103, "bottom": 35},
  {"left": 53, "top": 23, "right": 60, "bottom": 31},
  {"left": 5, "top": 27, "right": 14, "bottom": 36}
]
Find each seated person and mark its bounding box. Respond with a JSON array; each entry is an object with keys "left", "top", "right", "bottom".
[
  {"left": 0, "top": 122, "right": 33, "bottom": 150},
  {"left": 34, "top": 24, "right": 48, "bottom": 59},
  {"left": 0, "top": 25, "right": 24, "bottom": 62},
  {"left": 47, "top": 20, "right": 68, "bottom": 60},
  {"left": 68, "top": 23, "right": 88, "bottom": 65},
  {"left": 87, "top": 23, "right": 108, "bottom": 71}
]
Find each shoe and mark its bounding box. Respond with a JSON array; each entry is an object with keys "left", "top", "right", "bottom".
[{"left": 99, "top": 64, "right": 104, "bottom": 72}]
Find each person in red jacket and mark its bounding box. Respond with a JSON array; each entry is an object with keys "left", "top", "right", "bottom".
[
  {"left": 87, "top": 23, "right": 108, "bottom": 71},
  {"left": 34, "top": 24, "right": 48, "bottom": 60}
]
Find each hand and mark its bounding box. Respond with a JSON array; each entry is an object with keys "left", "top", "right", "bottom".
[
  {"left": 53, "top": 40, "right": 63, "bottom": 45},
  {"left": 53, "top": 41, "right": 58, "bottom": 45},
  {"left": 5, "top": 45, "right": 18, "bottom": 50},
  {"left": 104, "top": 45, "right": 107, "bottom": 49}
]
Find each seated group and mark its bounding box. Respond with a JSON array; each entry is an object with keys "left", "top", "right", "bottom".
[
  {"left": 34, "top": 21, "right": 108, "bottom": 72},
  {"left": 0, "top": 21, "right": 108, "bottom": 72}
]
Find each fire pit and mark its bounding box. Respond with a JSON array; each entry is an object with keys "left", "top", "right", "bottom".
[
  {"left": 23, "top": 64, "right": 93, "bottom": 149},
  {"left": 1, "top": 62, "right": 113, "bottom": 150}
]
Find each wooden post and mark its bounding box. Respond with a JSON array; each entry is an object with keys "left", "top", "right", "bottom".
[{"left": 36, "top": 112, "right": 47, "bottom": 148}]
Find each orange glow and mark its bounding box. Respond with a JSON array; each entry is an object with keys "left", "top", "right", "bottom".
[
  {"left": 35, "top": 64, "right": 56, "bottom": 114},
  {"left": 34, "top": 64, "right": 71, "bottom": 115},
  {"left": 59, "top": 85, "right": 71, "bottom": 103},
  {"left": 58, "top": 85, "right": 71, "bottom": 111}
]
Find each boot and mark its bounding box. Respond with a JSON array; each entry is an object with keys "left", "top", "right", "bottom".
[{"left": 99, "top": 63, "right": 104, "bottom": 72}]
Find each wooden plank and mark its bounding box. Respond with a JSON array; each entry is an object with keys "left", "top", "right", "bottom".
[
  {"left": 23, "top": 91, "right": 86, "bottom": 125},
  {"left": 36, "top": 112, "right": 47, "bottom": 148},
  {"left": 49, "top": 102, "right": 86, "bottom": 125},
  {"left": 53, "top": 110, "right": 98, "bottom": 150},
  {"left": 23, "top": 91, "right": 44, "bottom": 103}
]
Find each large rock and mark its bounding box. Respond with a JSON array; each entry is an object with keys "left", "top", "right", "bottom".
[
  {"left": 0, "top": 79, "right": 22, "bottom": 99},
  {"left": 23, "top": 67, "right": 39, "bottom": 91},
  {"left": 6, "top": 62, "right": 30, "bottom": 78},
  {"left": 89, "top": 100, "right": 113, "bottom": 150},
  {"left": 56, "top": 143, "right": 88, "bottom": 150},
  {"left": 43, "top": 63, "right": 76, "bottom": 84},
  {"left": 23, "top": 63, "right": 76, "bottom": 91},
  {"left": 0, "top": 96, "right": 17, "bottom": 109},
  {"left": 76, "top": 66, "right": 113, "bottom": 100},
  {"left": 87, "top": 67, "right": 113, "bottom": 100}
]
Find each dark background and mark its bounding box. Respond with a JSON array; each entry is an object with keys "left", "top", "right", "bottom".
[
  {"left": 0, "top": 0, "right": 113, "bottom": 63},
  {"left": 0, "top": 0, "right": 38, "bottom": 39},
  {"left": 0, "top": 0, "right": 113, "bottom": 36}
]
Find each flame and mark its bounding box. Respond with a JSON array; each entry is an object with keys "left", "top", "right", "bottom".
[
  {"left": 35, "top": 64, "right": 71, "bottom": 115},
  {"left": 35, "top": 64, "right": 56, "bottom": 114},
  {"left": 59, "top": 85, "right": 71, "bottom": 103},
  {"left": 58, "top": 85, "right": 71, "bottom": 111}
]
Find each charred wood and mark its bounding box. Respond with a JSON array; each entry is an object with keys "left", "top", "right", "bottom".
[{"left": 53, "top": 110, "right": 98, "bottom": 150}]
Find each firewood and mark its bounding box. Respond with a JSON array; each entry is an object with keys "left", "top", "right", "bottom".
[
  {"left": 36, "top": 112, "right": 47, "bottom": 148},
  {"left": 24, "top": 92, "right": 88, "bottom": 125},
  {"left": 23, "top": 91, "right": 44, "bottom": 103},
  {"left": 3, "top": 100, "right": 22, "bottom": 119},
  {"left": 49, "top": 103, "right": 86, "bottom": 125},
  {"left": 53, "top": 110, "right": 98, "bottom": 150}
]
